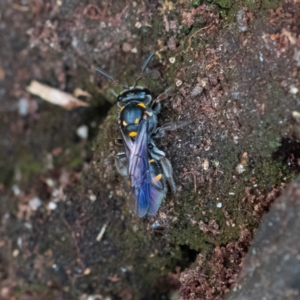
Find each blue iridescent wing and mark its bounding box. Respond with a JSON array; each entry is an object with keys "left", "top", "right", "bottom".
[{"left": 120, "top": 119, "right": 151, "bottom": 217}]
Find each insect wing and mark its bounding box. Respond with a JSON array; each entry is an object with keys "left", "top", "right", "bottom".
[{"left": 120, "top": 119, "right": 151, "bottom": 217}]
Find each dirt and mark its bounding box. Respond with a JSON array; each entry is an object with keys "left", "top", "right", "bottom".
[
  {"left": 225, "top": 175, "right": 300, "bottom": 300},
  {"left": 1, "top": 0, "right": 300, "bottom": 300}
]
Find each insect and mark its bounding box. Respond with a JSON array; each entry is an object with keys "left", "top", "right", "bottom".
[{"left": 95, "top": 53, "right": 186, "bottom": 217}]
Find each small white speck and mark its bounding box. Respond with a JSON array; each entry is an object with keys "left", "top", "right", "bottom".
[
  {"left": 169, "top": 57, "right": 176, "bottom": 64},
  {"left": 259, "top": 53, "right": 263, "bottom": 62},
  {"left": 289, "top": 85, "right": 299, "bottom": 95},
  {"left": 12, "top": 184, "right": 21, "bottom": 196},
  {"left": 175, "top": 79, "right": 182, "bottom": 87},
  {"left": 268, "top": 222, "right": 273, "bottom": 226},
  {"left": 252, "top": 248, "right": 256, "bottom": 255},
  {"left": 45, "top": 178, "right": 55, "bottom": 187},
  {"left": 283, "top": 254, "right": 289, "bottom": 261},
  {"left": 89, "top": 194, "right": 97, "bottom": 202},
  {"left": 120, "top": 267, "right": 127, "bottom": 272},
  {"left": 18, "top": 98, "right": 29, "bottom": 116},
  {"left": 217, "top": 202, "right": 222, "bottom": 208},
  {"left": 12, "top": 249, "right": 19, "bottom": 257},
  {"left": 76, "top": 125, "right": 89, "bottom": 139},
  {"left": 253, "top": 184, "right": 257, "bottom": 187},
  {"left": 17, "top": 237, "right": 22, "bottom": 247},
  {"left": 231, "top": 223, "right": 235, "bottom": 227},
  {"left": 229, "top": 192, "right": 235, "bottom": 195},
  {"left": 52, "top": 189, "right": 59, "bottom": 198},
  {"left": 83, "top": 268, "right": 91, "bottom": 275},
  {"left": 71, "top": 36, "right": 78, "bottom": 48},
  {"left": 48, "top": 201, "right": 57, "bottom": 210},
  {"left": 150, "top": 221, "right": 161, "bottom": 229},
  {"left": 236, "top": 164, "right": 245, "bottom": 174},
  {"left": 131, "top": 47, "right": 138, "bottom": 53},
  {"left": 24, "top": 222, "right": 32, "bottom": 229},
  {"left": 135, "top": 21, "right": 142, "bottom": 28},
  {"left": 29, "top": 197, "right": 42, "bottom": 211}
]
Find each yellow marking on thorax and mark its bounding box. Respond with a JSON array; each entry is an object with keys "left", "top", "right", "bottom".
[
  {"left": 149, "top": 159, "right": 155, "bottom": 163},
  {"left": 120, "top": 106, "right": 125, "bottom": 111},
  {"left": 137, "top": 103, "right": 146, "bottom": 109},
  {"left": 129, "top": 131, "right": 137, "bottom": 137},
  {"left": 134, "top": 118, "right": 139, "bottom": 124},
  {"left": 122, "top": 120, "right": 128, "bottom": 126}
]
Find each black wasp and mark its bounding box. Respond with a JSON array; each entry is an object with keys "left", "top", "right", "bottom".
[{"left": 95, "top": 53, "right": 187, "bottom": 217}]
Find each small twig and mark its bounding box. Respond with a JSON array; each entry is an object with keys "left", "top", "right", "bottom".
[
  {"left": 96, "top": 222, "right": 108, "bottom": 242},
  {"left": 61, "top": 217, "right": 85, "bottom": 271},
  {"left": 185, "top": 25, "right": 211, "bottom": 53},
  {"left": 183, "top": 172, "right": 197, "bottom": 193}
]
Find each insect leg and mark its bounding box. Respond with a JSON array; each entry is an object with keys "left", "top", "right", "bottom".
[
  {"left": 115, "top": 138, "right": 123, "bottom": 146},
  {"left": 149, "top": 142, "right": 176, "bottom": 194},
  {"left": 147, "top": 159, "right": 167, "bottom": 216},
  {"left": 115, "top": 152, "right": 128, "bottom": 177},
  {"left": 152, "top": 86, "right": 175, "bottom": 108},
  {"left": 154, "top": 120, "right": 191, "bottom": 138},
  {"left": 157, "top": 156, "right": 176, "bottom": 194}
]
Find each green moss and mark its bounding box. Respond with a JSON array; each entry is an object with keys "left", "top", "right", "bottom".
[
  {"left": 214, "top": 0, "right": 234, "bottom": 8},
  {"left": 17, "top": 151, "right": 45, "bottom": 182},
  {"left": 261, "top": 0, "right": 282, "bottom": 9},
  {"left": 192, "top": 0, "right": 202, "bottom": 6}
]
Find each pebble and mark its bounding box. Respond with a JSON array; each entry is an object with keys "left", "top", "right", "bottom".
[
  {"left": 18, "top": 98, "right": 29, "bottom": 116},
  {"left": 29, "top": 197, "right": 42, "bottom": 211},
  {"left": 191, "top": 85, "right": 203, "bottom": 97},
  {"left": 169, "top": 57, "right": 176, "bottom": 64},
  {"left": 76, "top": 125, "right": 89, "bottom": 139},
  {"left": 12, "top": 184, "right": 21, "bottom": 196},
  {"left": 48, "top": 201, "right": 57, "bottom": 210},
  {"left": 289, "top": 85, "right": 299, "bottom": 95}
]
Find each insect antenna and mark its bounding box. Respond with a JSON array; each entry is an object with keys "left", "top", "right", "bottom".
[
  {"left": 133, "top": 52, "right": 155, "bottom": 88},
  {"left": 95, "top": 67, "right": 129, "bottom": 89}
]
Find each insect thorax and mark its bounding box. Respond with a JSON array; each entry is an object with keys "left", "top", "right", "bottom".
[
  {"left": 117, "top": 87, "right": 152, "bottom": 106},
  {"left": 118, "top": 87, "right": 155, "bottom": 138}
]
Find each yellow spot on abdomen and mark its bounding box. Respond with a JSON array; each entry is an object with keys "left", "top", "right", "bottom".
[
  {"left": 152, "top": 174, "right": 162, "bottom": 184},
  {"left": 129, "top": 131, "right": 137, "bottom": 137},
  {"left": 134, "top": 118, "right": 139, "bottom": 124},
  {"left": 149, "top": 159, "right": 155, "bottom": 163}
]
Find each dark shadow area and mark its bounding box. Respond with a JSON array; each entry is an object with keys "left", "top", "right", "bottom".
[{"left": 272, "top": 138, "right": 300, "bottom": 174}]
